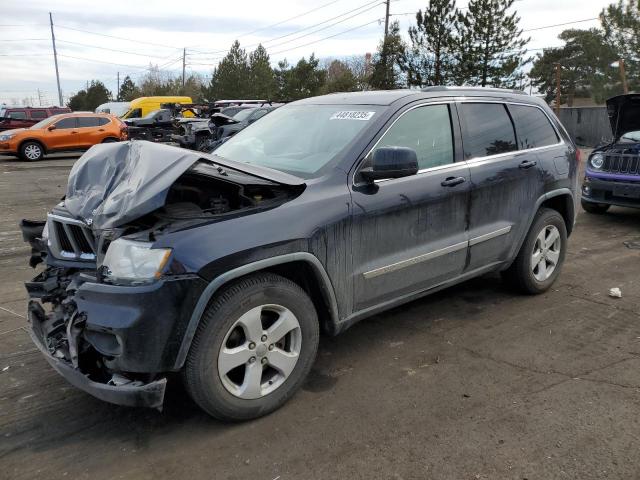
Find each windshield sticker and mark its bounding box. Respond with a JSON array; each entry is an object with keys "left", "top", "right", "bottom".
[{"left": 330, "top": 111, "right": 375, "bottom": 121}]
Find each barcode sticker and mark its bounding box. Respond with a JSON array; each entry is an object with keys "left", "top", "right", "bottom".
[{"left": 330, "top": 111, "right": 375, "bottom": 121}]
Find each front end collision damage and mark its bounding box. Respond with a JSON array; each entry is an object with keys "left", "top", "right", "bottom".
[{"left": 21, "top": 140, "right": 305, "bottom": 409}]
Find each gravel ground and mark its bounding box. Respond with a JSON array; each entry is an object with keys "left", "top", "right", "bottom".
[{"left": 1, "top": 150, "right": 639, "bottom": 480}]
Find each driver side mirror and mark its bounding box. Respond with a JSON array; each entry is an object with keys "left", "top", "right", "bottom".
[
  {"left": 360, "top": 146, "right": 419, "bottom": 182},
  {"left": 47, "top": 124, "right": 56, "bottom": 131}
]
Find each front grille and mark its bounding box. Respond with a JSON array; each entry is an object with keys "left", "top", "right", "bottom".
[
  {"left": 602, "top": 149, "right": 640, "bottom": 175},
  {"left": 48, "top": 214, "right": 96, "bottom": 261}
]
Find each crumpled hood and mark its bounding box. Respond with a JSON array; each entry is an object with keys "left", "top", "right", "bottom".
[
  {"left": 65, "top": 141, "right": 201, "bottom": 231},
  {"left": 64, "top": 140, "right": 304, "bottom": 231},
  {"left": 606, "top": 94, "right": 640, "bottom": 139}
]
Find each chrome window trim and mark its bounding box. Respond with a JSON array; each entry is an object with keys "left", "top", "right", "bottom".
[
  {"left": 352, "top": 98, "right": 566, "bottom": 187},
  {"left": 363, "top": 225, "right": 512, "bottom": 279}
]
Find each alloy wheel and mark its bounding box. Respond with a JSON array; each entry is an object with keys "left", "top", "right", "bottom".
[
  {"left": 531, "top": 225, "right": 561, "bottom": 282},
  {"left": 217, "top": 304, "right": 302, "bottom": 400},
  {"left": 24, "top": 144, "right": 41, "bottom": 160}
]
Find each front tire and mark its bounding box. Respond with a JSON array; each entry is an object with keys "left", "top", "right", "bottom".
[
  {"left": 581, "top": 199, "right": 610, "bottom": 214},
  {"left": 184, "top": 273, "right": 319, "bottom": 421},
  {"left": 19, "top": 141, "right": 44, "bottom": 161},
  {"left": 502, "top": 208, "right": 567, "bottom": 294}
]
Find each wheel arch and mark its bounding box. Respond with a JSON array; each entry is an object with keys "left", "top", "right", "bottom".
[
  {"left": 173, "top": 252, "right": 339, "bottom": 370},
  {"left": 539, "top": 189, "right": 575, "bottom": 236},
  {"left": 18, "top": 138, "right": 47, "bottom": 154}
]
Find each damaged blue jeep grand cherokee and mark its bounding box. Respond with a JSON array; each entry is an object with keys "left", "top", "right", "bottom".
[{"left": 21, "top": 88, "right": 578, "bottom": 421}]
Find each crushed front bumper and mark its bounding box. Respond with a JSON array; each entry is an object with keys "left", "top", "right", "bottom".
[{"left": 28, "top": 303, "right": 167, "bottom": 408}]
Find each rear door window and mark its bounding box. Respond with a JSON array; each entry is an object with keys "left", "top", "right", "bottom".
[
  {"left": 370, "top": 104, "right": 454, "bottom": 170},
  {"left": 508, "top": 104, "right": 559, "bottom": 149},
  {"left": 30, "top": 110, "right": 47, "bottom": 119},
  {"left": 54, "top": 117, "right": 77, "bottom": 129},
  {"left": 96, "top": 117, "right": 111, "bottom": 126},
  {"left": 77, "top": 116, "right": 100, "bottom": 128},
  {"left": 460, "top": 103, "right": 517, "bottom": 159}
]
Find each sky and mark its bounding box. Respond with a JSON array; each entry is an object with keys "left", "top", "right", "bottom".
[{"left": 0, "top": 0, "right": 612, "bottom": 105}]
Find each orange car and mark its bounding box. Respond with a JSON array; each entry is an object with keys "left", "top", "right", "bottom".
[{"left": 0, "top": 112, "right": 127, "bottom": 161}]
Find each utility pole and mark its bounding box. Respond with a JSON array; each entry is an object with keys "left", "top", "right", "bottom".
[
  {"left": 37, "top": 89, "right": 43, "bottom": 106},
  {"left": 182, "top": 48, "right": 186, "bottom": 89},
  {"left": 384, "top": 0, "right": 390, "bottom": 38},
  {"left": 117, "top": 72, "right": 120, "bottom": 101},
  {"left": 49, "top": 12, "right": 63, "bottom": 107},
  {"left": 555, "top": 63, "right": 561, "bottom": 115},
  {"left": 619, "top": 58, "right": 628, "bottom": 94}
]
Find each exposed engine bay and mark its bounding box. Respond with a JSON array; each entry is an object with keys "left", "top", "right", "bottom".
[{"left": 20, "top": 141, "right": 305, "bottom": 407}]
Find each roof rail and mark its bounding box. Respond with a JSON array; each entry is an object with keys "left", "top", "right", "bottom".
[{"left": 420, "top": 86, "right": 527, "bottom": 95}]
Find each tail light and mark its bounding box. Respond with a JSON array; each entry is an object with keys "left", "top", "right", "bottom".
[
  {"left": 119, "top": 122, "right": 128, "bottom": 140},
  {"left": 575, "top": 149, "right": 582, "bottom": 163}
]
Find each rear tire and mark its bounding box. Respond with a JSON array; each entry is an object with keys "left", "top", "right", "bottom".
[
  {"left": 19, "top": 141, "right": 44, "bottom": 161},
  {"left": 183, "top": 273, "right": 319, "bottom": 421},
  {"left": 581, "top": 199, "right": 610, "bottom": 214},
  {"left": 502, "top": 208, "right": 567, "bottom": 294}
]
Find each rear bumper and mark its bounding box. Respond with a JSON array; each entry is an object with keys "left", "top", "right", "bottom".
[
  {"left": 28, "top": 304, "right": 167, "bottom": 408},
  {"left": 582, "top": 175, "right": 640, "bottom": 209}
]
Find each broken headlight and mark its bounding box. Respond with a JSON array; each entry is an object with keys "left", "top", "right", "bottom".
[
  {"left": 102, "top": 239, "right": 171, "bottom": 283},
  {"left": 590, "top": 152, "right": 604, "bottom": 170}
]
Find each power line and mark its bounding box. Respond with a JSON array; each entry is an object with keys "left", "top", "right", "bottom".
[
  {"left": 57, "top": 53, "right": 166, "bottom": 71},
  {"left": 55, "top": 24, "right": 183, "bottom": 50},
  {"left": 269, "top": 18, "right": 382, "bottom": 56},
  {"left": 57, "top": 39, "right": 171, "bottom": 59},
  {"left": 189, "top": 0, "right": 383, "bottom": 55},
  {"left": 0, "top": 38, "right": 48, "bottom": 42},
  {"left": 522, "top": 18, "right": 599, "bottom": 32}
]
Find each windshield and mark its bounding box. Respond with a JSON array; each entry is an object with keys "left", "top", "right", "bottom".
[
  {"left": 233, "top": 109, "right": 255, "bottom": 121},
  {"left": 30, "top": 115, "right": 61, "bottom": 129},
  {"left": 214, "top": 104, "right": 381, "bottom": 178}
]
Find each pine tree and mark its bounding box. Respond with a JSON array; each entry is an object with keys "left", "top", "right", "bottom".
[
  {"left": 404, "top": 0, "right": 460, "bottom": 86},
  {"left": 249, "top": 45, "right": 277, "bottom": 99},
  {"left": 67, "top": 80, "right": 111, "bottom": 111},
  {"left": 369, "top": 21, "right": 407, "bottom": 89},
  {"left": 601, "top": 0, "right": 640, "bottom": 93},
  {"left": 118, "top": 76, "right": 137, "bottom": 101},
  {"left": 276, "top": 54, "right": 326, "bottom": 100},
  {"left": 206, "top": 41, "right": 251, "bottom": 99},
  {"left": 530, "top": 29, "right": 617, "bottom": 105},
  {"left": 455, "top": 0, "right": 530, "bottom": 88}
]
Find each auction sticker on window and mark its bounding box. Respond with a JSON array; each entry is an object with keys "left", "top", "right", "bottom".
[{"left": 330, "top": 111, "right": 375, "bottom": 121}]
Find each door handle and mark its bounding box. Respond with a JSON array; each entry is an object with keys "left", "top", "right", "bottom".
[
  {"left": 98, "top": 129, "right": 105, "bottom": 132},
  {"left": 441, "top": 176, "right": 466, "bottom": 187},
  {"left": 71, "top": 130, "right": 78, "bottom": 134},
  {"left": 519, "top": 160, "right": 537, "bottom": 169}
]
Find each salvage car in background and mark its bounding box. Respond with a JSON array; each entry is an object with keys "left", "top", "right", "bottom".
[
  {"left": 0, "top": 105, "right": 71, "bottom": 132},
  {"left": 95, "top": 101, "right": 131, "bottom": 117},
  {"left": 0, "top": 112, "right": 127, "bottom": 161},
  {"left": 21, "top": 88, "right": 577, "bottom": 420},
  {"left": 582, "top": 94, "right": 640, "bottom": 213}
]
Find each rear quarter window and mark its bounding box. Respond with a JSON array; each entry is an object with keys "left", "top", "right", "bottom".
[
  {"left": 77, "top": 117, "right": 100, "bottom": 128},
  {"left": 96, "top": 117, "right": 111, "bottom": 126},
  {"left": 460, "top": 103, "right": 517, "bottom": 159},
  {"left": 508, "top": 104, "right": 559, "bottom": 149}
]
